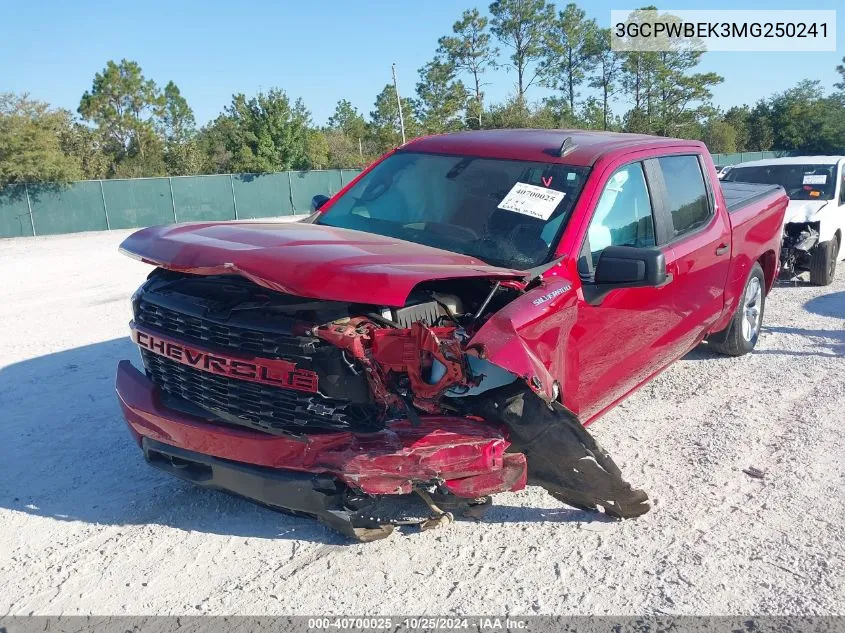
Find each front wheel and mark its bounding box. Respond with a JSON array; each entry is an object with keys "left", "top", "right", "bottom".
[
  {"left": 809, "top": 236, "right": 839, "bottom": 286},
  {"left": 707, "top": 262, "right": 766, "bottom": 357}
]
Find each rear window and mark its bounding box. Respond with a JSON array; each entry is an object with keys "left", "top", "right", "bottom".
[
  {"left": 658, "top": 155, "right": 711, "bottom": 238},
  {"left": 317, "top": 152, "right": 590, "bottom": 270},
  {"left": 725, "top": 163, "right": 836, "bottom": 201}
]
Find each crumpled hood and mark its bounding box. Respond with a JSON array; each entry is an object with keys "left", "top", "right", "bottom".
[
  {"left": 119, "top": 221, "right": 525, "bottom": 306},
  {"left": 784, "top": 200, "right": 829, "bottom": 224}
]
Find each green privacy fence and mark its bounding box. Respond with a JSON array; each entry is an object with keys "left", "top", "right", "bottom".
[
  {"left": 711, "top": 151, "right": 781, "bottom": 166},
  {"left": 708, "top": 150, "right": 845, "bottom": 166},
  {"left": 0, "top": 169, "right": 363, "bottom": 239}
]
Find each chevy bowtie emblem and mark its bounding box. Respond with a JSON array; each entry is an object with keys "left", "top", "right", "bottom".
[{"left": 306, "top": 400, "right": 337, "bottom": 417}]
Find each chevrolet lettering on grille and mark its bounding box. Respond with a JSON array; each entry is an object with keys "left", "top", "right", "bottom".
[{"left": 131, "top": 325, "right": 319, "bottom": 393}]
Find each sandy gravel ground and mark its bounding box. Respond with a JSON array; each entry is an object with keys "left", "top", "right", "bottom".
[{"left": 1, "top": 228, "right": 843, "bottom": 616}]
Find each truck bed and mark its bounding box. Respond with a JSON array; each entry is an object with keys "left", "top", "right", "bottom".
[{"left": 720, "top": 181, "right": 785, "bottom": 214}]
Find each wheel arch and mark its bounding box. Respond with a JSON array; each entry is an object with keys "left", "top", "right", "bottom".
[
  {"left": 758, "top": 249, "right": 777, "bottom": 293},
  {"left": 817, "top": 214, "right": 840, "bottom": 244}
]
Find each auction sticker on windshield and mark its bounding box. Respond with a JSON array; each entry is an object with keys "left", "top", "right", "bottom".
[
  {"left": 497, "top": 182, "right": 566, "bottom": 220},
  {"left": 803, "top": 174, "right": 827, "bottom": 185}
]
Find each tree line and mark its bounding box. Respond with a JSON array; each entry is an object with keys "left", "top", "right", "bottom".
[{"left": 2, "top": 2, "right": 845, "bottom": 188}]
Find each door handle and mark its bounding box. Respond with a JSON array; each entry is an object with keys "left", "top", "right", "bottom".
[{"left": 715, "top": 243, "right": 729, "bottom": 256}]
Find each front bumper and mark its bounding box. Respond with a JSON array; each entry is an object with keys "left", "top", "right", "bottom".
[
  {"left": 116, "top": 360, "right": 527, "bottom": 499},
  {"left": 142, "top": 437, "right": 393, "bottom": 540}
]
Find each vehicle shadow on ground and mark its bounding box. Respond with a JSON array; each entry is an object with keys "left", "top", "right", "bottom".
[
  {"left": 683, "top": 323, "right": 845, "bottom": 361},
  {"left": 682, "top": 286, "right": 845, "bottom": 362},
  {"left": 681, "top": 344, "right": 722, "bottom": 361},
  {"left": 0, "top": 339, "right": 598, "bottom": 546},
  {"left": 804, "top": 291, "right": 845, "bottom": 319},
  {"left": 478, "top": 503, "right": 613, "bottom": 525},
  {"left": 755, "top": 325, "right": 845, "bottom": 358},
  {"left": 773, "top": 278, "right": 815, "bottom": 289}
]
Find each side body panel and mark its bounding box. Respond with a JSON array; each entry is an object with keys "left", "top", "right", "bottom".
[
  {"left": 816, "top": 160, "right": 845, "bottom": 245},
  {"left": 708, "top": 180, "right": 788, "bottom": 334},
  {"left": 475, "top": 141, "right": 730, "bottom": 422},
  {"left": 659, "top": 150, "right": 732, "bottom": 352},
  {"left": 540, "top": 142, "right": 784, "bottom": 423},
  {"left": 553, "top": 146, "right": 698, "bottom": 421}
]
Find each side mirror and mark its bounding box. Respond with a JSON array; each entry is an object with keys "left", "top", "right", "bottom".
[
  {"left": 585, "top": 245, "right": 671, "bottom": 305},
  {"left": 311, "top": 194, "right": 330, "bottom": 212}
]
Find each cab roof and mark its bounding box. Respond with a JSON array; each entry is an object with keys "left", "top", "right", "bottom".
[{"left": 401, "top": 129, "right": 705, "bottom": 167}]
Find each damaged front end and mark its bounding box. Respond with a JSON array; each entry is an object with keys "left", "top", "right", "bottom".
[
  {"left": 780, "top": 221, "right": 820, "bottom": 279},
  {"left": 120, "top": 265, "right": 649, "bottom": 540}
]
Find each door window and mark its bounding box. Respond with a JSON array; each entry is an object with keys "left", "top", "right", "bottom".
[
  {"left": 585, "top": 162, "right": 656, "bottom": 266},
  {"left": 658, "top": 155, "right": 711, "bottom": 237}
]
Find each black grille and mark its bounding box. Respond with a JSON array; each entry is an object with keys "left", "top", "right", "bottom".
[
  {"left": 134, "top": 275, "right": 377, "bottom": 434},
  {"left": 142, "top": 349, "right": 378, "bottom": 434},
  {"left": 136, "top": 300, "right": 315, "bottom": 361}
]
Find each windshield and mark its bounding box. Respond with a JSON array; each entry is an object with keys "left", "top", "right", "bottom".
[
  {"left": 316, "top": 151, "right": 590, "bottom": 269},
  {"left": 724, "top": 163, "right": 836, "bottom": 201}
]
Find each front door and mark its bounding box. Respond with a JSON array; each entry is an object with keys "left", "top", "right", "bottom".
[{"left": 564, "top": 159, "right": 678, "bottom": 422}]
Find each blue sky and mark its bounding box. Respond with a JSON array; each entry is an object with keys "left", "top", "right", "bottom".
[{"left": 1, "top": 0, "right": 842, "bottom": 126}]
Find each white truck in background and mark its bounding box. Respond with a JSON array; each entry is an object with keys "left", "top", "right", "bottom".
[{"left": 723, "top": 156, "right": 845, "bottom": 285}]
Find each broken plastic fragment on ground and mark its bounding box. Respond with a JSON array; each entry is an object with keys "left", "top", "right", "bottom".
[{"left": 458, "top": 383, "right": 651, "bottom": 519}]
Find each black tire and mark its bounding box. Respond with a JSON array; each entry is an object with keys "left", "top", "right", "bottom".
[
  {"left": 707, "top": 262, "right": 766, "bottom": 357},
  {"left": 809, "top": 236, "right": 839, "bottom": 286}
]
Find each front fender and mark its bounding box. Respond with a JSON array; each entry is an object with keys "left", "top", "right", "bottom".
[
  {"left": 816, "top": 207, "right": 843, "bottom": 244},
  {"left": 467, "top": 278, "right": 577, "bottom": 402}
]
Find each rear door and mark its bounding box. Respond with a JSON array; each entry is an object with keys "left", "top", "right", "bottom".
[{"left": 652, "top": 154, "right": 732, "bottom": 352}]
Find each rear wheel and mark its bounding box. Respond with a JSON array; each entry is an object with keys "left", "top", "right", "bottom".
[
  {"left": 809, "top": 236, "right": 839, "bottom": 286},
  {"left": 708, "top": 262, "right": 766, "bottom": 357}
]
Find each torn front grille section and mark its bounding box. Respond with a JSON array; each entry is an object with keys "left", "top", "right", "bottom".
[{"left": 141, "top": 349, "right": 379, "bottom": 434}]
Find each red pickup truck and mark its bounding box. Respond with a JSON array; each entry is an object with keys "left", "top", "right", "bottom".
[{"left": 116, "top": 130, "right": 787, "bottom": 540}]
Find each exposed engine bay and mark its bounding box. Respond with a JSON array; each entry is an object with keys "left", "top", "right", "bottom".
[
  {"left": 130, "top": 268, "right": 650, "bottom": 539},
  {"left": 780, "top": 221, "right": 820, "bottom": 278}
]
